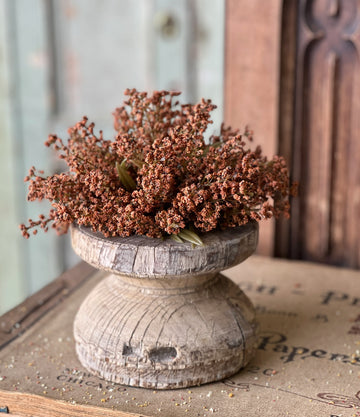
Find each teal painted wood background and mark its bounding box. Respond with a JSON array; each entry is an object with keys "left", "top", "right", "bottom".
[{"left": 0, "top": 0, "right": 225, "bottom": 313}]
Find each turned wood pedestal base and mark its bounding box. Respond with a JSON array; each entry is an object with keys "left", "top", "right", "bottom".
[{"left": 71, "top": 223, "right": 259, "bottom": 389}]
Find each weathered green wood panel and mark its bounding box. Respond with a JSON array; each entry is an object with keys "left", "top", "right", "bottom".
[
  {"left": 153, "top": 0, "right": 194, "bottom": 101},
  {"left": 0, "top": 0, "right": 24, "bottom": 314},
  {"left": 8, "top": 0, "right": 63, "bottom": 298},
  {"left": 194, "top": 0, "right": 224, "bottom": 131},
  {"left": 152, "top": 0, "right": 224, "bottom": 128},
  {"left": 0, "top": 0, "right": 225, "bottom": 314},
  {"left": 53, "top": 0, "right": 149, "bottom": 130},
  {"left": 50, "top": 0, "right": 153, "bottom": 270}
]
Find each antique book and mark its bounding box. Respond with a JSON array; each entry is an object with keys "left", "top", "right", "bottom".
[{"left": 0, "top": 256, "right": 359, "bottom": 417}]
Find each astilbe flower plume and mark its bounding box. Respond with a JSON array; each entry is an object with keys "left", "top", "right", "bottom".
[{"left": 20, "top": 89, "right": 297, "bottom": 240}]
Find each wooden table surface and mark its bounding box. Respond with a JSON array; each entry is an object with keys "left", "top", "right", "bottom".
[{"left": 1, "top": 256, "right": 360, "bottom": 417}]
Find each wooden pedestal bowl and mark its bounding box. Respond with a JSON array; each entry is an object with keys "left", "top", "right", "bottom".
[{"left": 71, "top": 222, "right": 259, "bottom": 389}]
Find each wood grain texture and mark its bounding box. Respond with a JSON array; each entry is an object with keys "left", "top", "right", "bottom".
[
  {"left": 275, "top": 0, "right": 298, "bottom": 259},
  {"left": 72, "top": 224, "right": 259, "bottom": 389},
  {"left": 278, "top": 0, "right": 360, "bottom": 268},
  {"left": 226, "top": 0, "right": 360, "bottom": 268},
  {"left": 224, "top": 0, "right": 283, "bottom": 257},
  {"left": 0, "top": 390, "right": 140, "bottom": 417},
  {"left": 71, "top": 223, "right": 258, "bottom": 278}
]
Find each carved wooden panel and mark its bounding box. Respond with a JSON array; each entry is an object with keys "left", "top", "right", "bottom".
[{"left": 278, "top": 0, "right": 360, "bottom": 268}]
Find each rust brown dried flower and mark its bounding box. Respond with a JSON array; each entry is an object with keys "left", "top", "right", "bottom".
[{"left": 20, "top": 89, "right": 297, "bottom": 240}]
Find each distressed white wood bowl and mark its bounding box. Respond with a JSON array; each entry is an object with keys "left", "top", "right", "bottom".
[{"left": 72, "top": 222, "right": 259, "bottom": 389}]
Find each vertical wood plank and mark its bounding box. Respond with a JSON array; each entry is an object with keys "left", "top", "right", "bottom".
[
  {"left": 194, "top": 0, "right": 225, "bottom": 131},
  {"left": 53, "top": 0, "right": 150, "bottom": 128},
  {"left": 152, "top": 0, "right": 225, "bottom": 128},
  {"left": 152, "top": 0, "right": 193, "bottom": 102},
  {"left": 224, "top": 0, "right": 283, "bottom": 256},
  {"left": 12, "top": 0, "right": 63, "bottom": 294},
  {"left": 50, "top": 0, "right": 152, "bottom": 271},
  {"left": 275, "top": 0, "right": 298, "bottom": 258},
  {"left": 0, "top": 0, "right": 24, "bottom": 313}
]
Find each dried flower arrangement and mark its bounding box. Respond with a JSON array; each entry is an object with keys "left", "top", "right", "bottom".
[{"left": 20, "top": 89, "right": 296, "bottom": 244}]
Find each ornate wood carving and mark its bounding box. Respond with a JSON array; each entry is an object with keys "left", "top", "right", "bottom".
[{"left": 278, "top": 0, "right": 360, "bottom": 268}]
